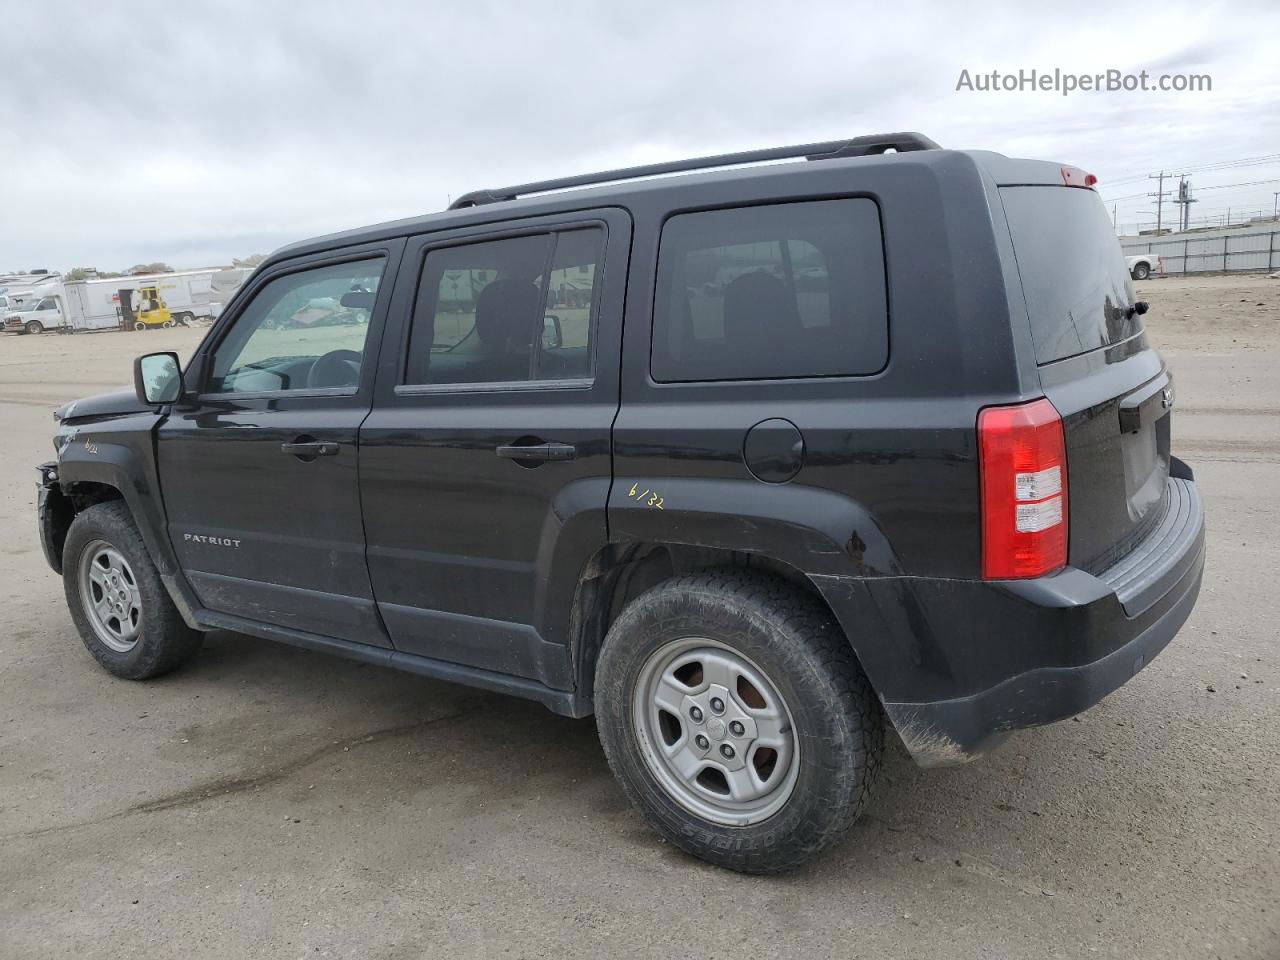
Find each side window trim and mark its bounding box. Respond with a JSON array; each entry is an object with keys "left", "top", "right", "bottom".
[
  {"left": 193, "top": 246, "right": 399, "bottom": 400},
  {"left": 397, "top": 219, "right": 610, "bottom": 392}
]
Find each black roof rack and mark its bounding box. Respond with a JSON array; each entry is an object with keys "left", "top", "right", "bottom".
[{"left": 447, "top": 132, "right": 940, "bottom": 209}]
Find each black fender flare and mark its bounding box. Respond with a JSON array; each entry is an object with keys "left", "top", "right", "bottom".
[
  {"left": 52, "top": 421, "right": 202, "bottom": 627},
  {"left": 607, "top": 476, "right": 909, "bottom": 699}
]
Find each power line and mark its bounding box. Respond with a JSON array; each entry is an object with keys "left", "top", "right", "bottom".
[
  {"left": 1195, "top": 177, "right": 1280, "bottom": 190},
  {"left": 1099, "top": 153, "right": 1280, "bottom": 188}
]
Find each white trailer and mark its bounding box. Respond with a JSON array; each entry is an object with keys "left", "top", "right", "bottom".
[{"left": 62, "top": 268, "right": 250, "bottom": 332}]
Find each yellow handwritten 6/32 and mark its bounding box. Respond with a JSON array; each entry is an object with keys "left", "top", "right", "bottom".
[{"left": 627, "top": 482, "right": 664, "bottom": 510}]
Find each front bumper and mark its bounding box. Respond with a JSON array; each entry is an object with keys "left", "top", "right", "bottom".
[{"left": 879, "top": 475, "right": 1206, "bottom": 766}]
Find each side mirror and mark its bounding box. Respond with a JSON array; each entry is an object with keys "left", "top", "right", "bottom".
[
  {"left": 134, "top": 351, "right": 183, "bottom": 405},
  {"left": 542, "top": 314, "right": 563, "bottom": 350}
]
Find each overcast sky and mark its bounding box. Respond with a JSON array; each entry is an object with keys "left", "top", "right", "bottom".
[{"left": 4, "top": 0, "right": 1277, "bottom": 272}]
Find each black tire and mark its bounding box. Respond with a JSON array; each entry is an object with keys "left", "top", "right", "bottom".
[
  {"left": 62, "top": 501, "right": 203, "bottom": 680},
  {"left": 25, "top": 319, "right": 43, "bottom": 335},
  {"left": 1132, "top": 262, "right": 1151, "bottom": 280},
  {"left": 595, "top": 571, "right": 883, "bottom": 874}
]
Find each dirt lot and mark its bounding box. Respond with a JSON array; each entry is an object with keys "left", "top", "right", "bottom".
[{"left": 1, "top": 275, "right": 1277, "bottom": 959}]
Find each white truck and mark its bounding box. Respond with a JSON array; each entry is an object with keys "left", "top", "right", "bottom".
[
  {"left": 2, "top": 292, "right": 65, "bottom": 334},
  {"left": 1125, "top": 254, "right": 1163, "bottom": 281},
  {"left": 0, "top": 272, "right": 63, "bottom": 329},
  {"left": 61, "top": 268, "right": 250, "bottom": 332}
]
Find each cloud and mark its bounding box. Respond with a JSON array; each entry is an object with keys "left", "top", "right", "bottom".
[{"left": 2, "top": 0, "right": 1276, "bottom": 269}]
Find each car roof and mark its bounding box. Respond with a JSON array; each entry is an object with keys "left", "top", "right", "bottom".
[{"left": 266, "top": 143, "right": 1072, "bottom": 265}]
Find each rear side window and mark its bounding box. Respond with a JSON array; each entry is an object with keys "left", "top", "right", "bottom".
[
  {"left": 405, "top": 228, "right": 604, "bottom": 386},
  {"left": 651, "top": 199, "right": 888, "bottom": 382},
  {"left": 1001, "top": 186, "right": 1141, "bottom": 365}
]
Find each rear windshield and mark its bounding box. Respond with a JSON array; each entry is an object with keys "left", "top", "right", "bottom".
[{"left": 1001, "top": 186, "right": 1141, "bottom": 365}]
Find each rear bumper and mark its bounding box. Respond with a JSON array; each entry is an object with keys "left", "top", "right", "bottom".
[{"left": 877, "top": 475, "right": 1205, "bottom": 767}]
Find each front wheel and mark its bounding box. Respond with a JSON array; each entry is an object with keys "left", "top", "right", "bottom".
[
  {"left": 24, "top": 319, "right": 44, "bottom": 335},
  {"left": 595, "top": 571, "right": 883, "bottom": 874},
  {"left": 63, "top": 501, "right": 203, "bottom": 679},
  {"left": 1132, "top": 262, "right": 1151, "bottom": 280}
]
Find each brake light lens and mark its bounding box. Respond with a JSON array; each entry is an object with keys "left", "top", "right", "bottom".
[
  {"left": 1060, "top": 165, "right": 1098, "bottom": 189},
  {"left": 979, "top": 398, "right": 1068, "bottom": 579}
]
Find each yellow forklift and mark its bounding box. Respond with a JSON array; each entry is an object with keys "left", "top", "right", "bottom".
[{"left": 119, "top": 285, "right": 175, "bottom": 331}]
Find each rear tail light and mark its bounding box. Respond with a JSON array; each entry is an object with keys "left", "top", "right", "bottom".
[{"left": 979, "top": 398, "right": 1068, "bottom": 579}]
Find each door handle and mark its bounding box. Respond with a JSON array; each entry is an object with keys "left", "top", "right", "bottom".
[
  {"left": 496, "top": 442, "right": 577, "bottom": 462},
  {"left": 281, "top": 440, "right": 340, "bottom": 459}
]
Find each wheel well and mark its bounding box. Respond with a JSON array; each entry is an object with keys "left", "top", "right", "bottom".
[
  {"left": 44, "top": 481, "right": 126, "bottom": 572},
  {"left": 569, "top": 544, "right": 836, "bottom": 703},
  {"left": 65, "top": 481, "right": 125, "bottom": 511}
]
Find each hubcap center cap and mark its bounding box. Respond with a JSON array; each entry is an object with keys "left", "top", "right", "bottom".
[{"left": 707, "top": 717, "right": 727, "bottom": 741}]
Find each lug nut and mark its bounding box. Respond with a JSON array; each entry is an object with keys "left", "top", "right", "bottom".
[
  {"left": 719, "top": 744, "right": 735, "bottom": 759},
  {"left": 689, "top": 705, "right": 704, "bottom": 723},
  {"left": 710, "top": 697, "right": 725, "bottom": 714},
  {"left": 729, "top": 720, "right": 745, "bottom": 737},
  {"left": 694, "top": 734, "right": 710, "bottom": 750}
]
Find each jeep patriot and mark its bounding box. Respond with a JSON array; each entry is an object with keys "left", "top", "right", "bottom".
[{"left": 38, "top": 133, "right": 1206, "bottom": 873}]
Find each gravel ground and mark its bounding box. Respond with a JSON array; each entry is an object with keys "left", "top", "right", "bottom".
[{"left": 0, "top": 275, "right": 1277, "bottom": 959}]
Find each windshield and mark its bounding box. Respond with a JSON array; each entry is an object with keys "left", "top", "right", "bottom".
[{"left": 1001, "top": 186, "right": 1142, "bottom": 365}]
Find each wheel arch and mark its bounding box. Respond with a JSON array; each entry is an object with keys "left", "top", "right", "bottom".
[
  {"left": 568, "top": 543, "right": 877, "bottom": 706},
  {"left": 49, "top": 423, "right": 203, "bottom": 628},
  {"left": 40, "top": 478, "right": 126, "bottom": 574}
]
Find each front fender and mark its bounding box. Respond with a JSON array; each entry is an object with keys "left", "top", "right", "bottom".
[{"left": 51, "top": 414, "right": 201, "bottom": 627}]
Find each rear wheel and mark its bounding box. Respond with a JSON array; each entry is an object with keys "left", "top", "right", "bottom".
[
  {"left": 595, "top": 571, "right": 883, "bottom": 874},
  {"left": 63, "top": 501, "right": 203, "bottom": 679},
  {"left": 24, "top": 319, "right": 43, "bottom": 335},
  {"left": 1132, "top": 262, "right": 1151, "bottom": 280}
]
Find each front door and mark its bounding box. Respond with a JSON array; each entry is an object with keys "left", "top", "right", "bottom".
[
  {"left": 359, "top": 210, "right": 630, "bottom": 685},
  {"left": 158, "top": 242, "right": 403, "bottom": 646}
]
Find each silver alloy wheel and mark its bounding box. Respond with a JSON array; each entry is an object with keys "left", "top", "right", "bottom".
[
  {"left": 78, "top": 539, "right": 142, "bottom": 653},
  {"left": 632, "top": 637, "right": 799, "bottom": 826}
]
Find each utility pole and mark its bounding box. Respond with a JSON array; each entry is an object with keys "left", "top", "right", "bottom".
[
  {"left": 1273, "top": 191, "right": 1278, "bottom": 219},
  {"left": 1148, "top": 171, "right": 1170, "bottom": 234},
  {"left": 1172, "top": 176, "right": 1197, "bottom": 232}
]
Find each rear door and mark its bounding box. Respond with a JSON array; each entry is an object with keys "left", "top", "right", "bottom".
[
  {"left": 1000, "top": 185, "right": 1170, "bottom": 573},
  {"left": 359, "top": 208, "right": 630, "bottom": 685}
]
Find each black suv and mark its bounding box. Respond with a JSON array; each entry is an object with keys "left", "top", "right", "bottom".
[{"left": 38, "top": 133, "right": 1205, "bottom": 873}]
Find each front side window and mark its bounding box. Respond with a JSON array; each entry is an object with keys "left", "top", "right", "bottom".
[
  {"left": 405, "top": 227, "right": 603, "bottom": 386},
  {"left": 207, "top": 258, "right": 384, "bottom": 394},
  {"left": 651, "top": 199, "right": 888, "bottom": 382}
]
